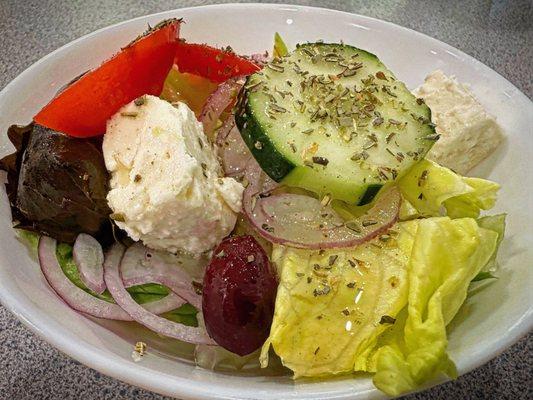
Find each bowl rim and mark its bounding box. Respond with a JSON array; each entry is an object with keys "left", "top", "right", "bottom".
[{"left": 0, "top": 3, "right": 531, "bottom": 400}]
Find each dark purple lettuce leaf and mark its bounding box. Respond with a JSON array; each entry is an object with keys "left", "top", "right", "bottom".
[{"left": 0, "top": 123, "right": 112, "bottom": 243}]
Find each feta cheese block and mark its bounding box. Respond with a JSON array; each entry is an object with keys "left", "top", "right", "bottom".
[
  {"left": 103, "top": 95, "right": 244, "bottom": 254},
  {"left": 414, "top": 70, "right": 504, "bottom": 174}
]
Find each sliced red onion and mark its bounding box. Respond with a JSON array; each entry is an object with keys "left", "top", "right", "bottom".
[
  {"left": 104, "top": 243, "right": 214, "bottom": 345},
  {"left": 120, "top": 243, "right": 203, "bottom": 310},
  {"left": 73, "top": 233, "right": 105, "bottom": 294},
  {"left": 199, "top": 77, "right": 245, "bottom": 138},
  {"left": 39, "top": 236, "right": 186, "bottom": 319},
  {"left": 243, "top": 157, "right": 279, "bottom": 194},
  {"left": 214, "top": 112, "right": 235, "bottom": 146},
  {"left": 216, "top": 115, "right": 252, "bottom": 177},
  {"left": 248, "top": 52, "right": 270, "bottom": 66},
  {"left": 38, "top": 236, "right": 132, "bottom": 321},
  {"left": 242, "top": 160, "right": 401, "bottom": 249},
  {"left": 142, "top": 293, "right": 185, "bottom": 315}
]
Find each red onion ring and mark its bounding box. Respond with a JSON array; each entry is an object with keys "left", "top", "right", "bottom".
[
  {"left": 142, "top": 294, "right": 185, "bottom": 315},
  {"left": 215, "top": 115, "right": 252, "bottom": 177},
  {"left": 104, "top": 243, "right": 214, "bottom": 345},
  {"left": 243, "top": 157, "right": 279, "bottom": 194},
  {"left": 120, "top": 244, "right": 203, "bottom": 309},
  {"left": 73, "top": 233, "right": 105, "bottom": 294},
  {"left": 215, "top": 114, "right": 236, "bottom": 147},
  {"left": 199, "top": 77, "right": 245, "bottom": 138},
  {"left": 39, "top": 236, "right": 187, "bottom": 320},
  {"left": 242, "top": 159, "right": 400, "bottom": 249},
  {"left": 247, "top": 52, "right": 270, "bottom": 66},
  {"left": 38, "top": 236, "right": 132, "bottom": 320}
]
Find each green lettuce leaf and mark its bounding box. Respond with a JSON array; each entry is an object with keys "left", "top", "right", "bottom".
[
  {"left": 160, "top": 303, "right": 198, "bottom": 326},
  {"left": 17, "top": 229, "right": 40, "bottom": 250},
  {"left": 17, "top": 230, "right": 197, "bottom": 326},
  {"left": 397, "top": 159, "right": 499, "bottom": 219}
]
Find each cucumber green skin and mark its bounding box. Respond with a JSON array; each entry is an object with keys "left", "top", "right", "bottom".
[
  {"left": 236, "top": 43, "right": 380, "bottom": 186},
  {"left": 237, "top": 82, "right": 383, "bottom": 205},
  {"left": 235, "top": 94, "right": 295, "bottom": 182},
  {"left": 237, "top": 43, "right": 436, "bottom": 203},
  {"left": 358, "top": 184, "right": 383, "bottom": 206}
]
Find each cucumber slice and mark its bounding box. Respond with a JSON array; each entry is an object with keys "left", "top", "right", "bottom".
[{"left": 236, "top": 43, "right": 437, "bottom": 203}]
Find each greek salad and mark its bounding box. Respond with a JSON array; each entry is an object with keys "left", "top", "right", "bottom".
[{"left": 0, "top": 19, "right": 506, "bottom": 396}]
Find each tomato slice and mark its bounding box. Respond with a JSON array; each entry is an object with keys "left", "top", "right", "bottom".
[
  {"left": 175, "top": 42, "right": 260, "bottom": 83},
  {"left": 34, "top": 19, "right": 181, "bottom": 138}
]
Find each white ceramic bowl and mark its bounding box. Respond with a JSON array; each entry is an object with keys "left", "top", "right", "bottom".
[{"left": 0, "top": 4, "right": 531, "bottom": 399}]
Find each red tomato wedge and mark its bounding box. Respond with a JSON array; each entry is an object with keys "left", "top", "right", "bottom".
[
  {"left": 175, "top": 42, "right": 260, "bottom": 83},
  {"left": 34, "top": 19, "right": 181, "bottom": 138}
]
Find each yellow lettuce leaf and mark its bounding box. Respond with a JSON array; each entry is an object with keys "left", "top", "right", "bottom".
[
  {"left": 262, "top": 217, "right": 499, "bottom": 397},
  {"left": 273, "top": 32, "right": 289, "bottom": 58},
  {"left": 397, "top": 159, "right": 499, "bottom": 219},
  {"left": 477, "top": 213, "right": 506, "bottom": 262},
  {"left": 261, "top": 227, "right": 413, "bottom": 377},
  {"left": 371, "top": 217, "right": 498, "bottom": 395},
  {"left": 399, "top": 198, "right": 420, "bottom": 221}
]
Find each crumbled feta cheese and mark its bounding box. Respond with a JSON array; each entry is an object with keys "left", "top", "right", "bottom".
[
  {"left": 414, "top": 70, "right": 504, "bottom": 174},
  {"left": 103, "top": 96, "right": 244, "bottom": 254}
]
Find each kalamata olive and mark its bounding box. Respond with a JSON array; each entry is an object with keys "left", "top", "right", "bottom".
[{"left": 202, "top": 235, "right": 277, "bottom": 356}]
